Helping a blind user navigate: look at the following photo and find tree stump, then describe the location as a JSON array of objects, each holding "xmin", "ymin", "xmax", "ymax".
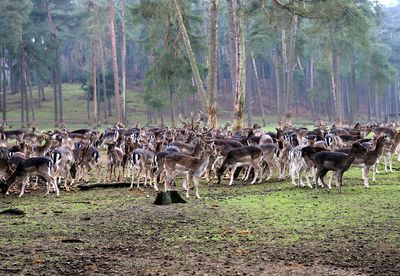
[{"xmin": 153, "ymin": 191, "xmax": 186, "ymax": 205}]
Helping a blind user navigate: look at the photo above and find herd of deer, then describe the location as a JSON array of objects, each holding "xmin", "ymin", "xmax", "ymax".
[{"xmin": 0, "ymin": 115, "xmax": 399, "ymax": 199}]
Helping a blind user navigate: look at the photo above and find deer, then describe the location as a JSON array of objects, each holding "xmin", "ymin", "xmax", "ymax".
[
  {"xmin": 73, "ymin": 141, "xmax": 101, "ymax": 183},
  {"xmin": 129, "ymin": 147, "xmax": 155, "ymax": 189},
  {"xmin": 0, "ymin": 157, "xmax": 59, "ymax": 197},
  {"xmin": 163, "ymin": 141, "xmax": 213, "ymax": 198},
  {"xmin": 31, "ymin": 134, "xmax": 52, "ymax": 157},
  {"xmin": 51, "ymin": 146, "xmax": 76, "ymax": 191},
  {"xmin": 383, "ymin": 132, "xmax": 400, "ymax": 173},
  {"xmin": 152, "ymin": 141, "xmax": 204, "ymax": 191},
  {"xmin": 216, "ymin": 146, "xmax": 263, "ymax": 186},
  {"xmin": 104, "ymin": 143, "xmax": 124, "ymax": 182},
  {"xmin": 334, "ymin": 135, "xmax": 390, "ymax": 188},
  {"xmin": 258, "ymin": 143, "xmax": 280, "ymax": 181},
  {"xmin": 313, "ymin": 142, "xmax": 367, "ymax": 192}
]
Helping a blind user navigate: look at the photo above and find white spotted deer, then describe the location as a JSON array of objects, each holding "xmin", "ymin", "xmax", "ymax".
[{"xmin": 163, "ymin": 141, "xmax": 213, "ymax": 198}]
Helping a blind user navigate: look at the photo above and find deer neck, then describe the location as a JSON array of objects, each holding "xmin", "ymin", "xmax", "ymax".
[
  {"xmin": 373, "ymin": 139, "xmax": 385, "ymax": 155},
  {"xmin": 345, "ymin": 149, "xmax": 359, "ymax": 168}
]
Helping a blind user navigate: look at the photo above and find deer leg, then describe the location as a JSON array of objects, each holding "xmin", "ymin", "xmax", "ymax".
[
  {"xmin": 19, "ymin": 177, "xmax": 29, "ymax": 197},
  {"xmin": 290, "ymin": 163, "xmax": 298, "ymax": 186},
  {"xmin": 229, "ymin": 165, "xmax": 238, "ymax": 186},
  {"xmin": 64, "ymin": 171, "xmax": 70, "ymax": 192},
  {"xmin": 328, "ymin": 172, "xmax": 333, "ymax": 190},
  {"xmin": 194, "ymin": 177, "xmax": 201, "ymax": 199},
  {"xmin": 337, "ymin": 172, "xmax": 343, "ymax": 193},
  {"xmin": 372, "ymin": 164, "xmax": 376, "ymax": 182},
  {"xmin": 251, "ymin": 165, "xmax": 259, "ymax": 184},
  {"xmin": 185, "ymin": 175, "xmax": 191, "ymax": 198},
  {"xmin": 364, "ymin": 166, "xmax": 370, "ymax": 188},
  {"xmin": 136, "ymin": 166, "xmax": 143, "ymax": 189}
]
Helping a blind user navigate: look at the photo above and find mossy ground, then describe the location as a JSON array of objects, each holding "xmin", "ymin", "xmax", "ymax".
[{"xmin": 1, "ymin": 161, "xmax": 399, "ymax": 275}]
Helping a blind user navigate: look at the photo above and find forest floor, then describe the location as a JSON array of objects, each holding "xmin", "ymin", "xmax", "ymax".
[{"xmin": 1, "ymin": 162, "xmax": 400, "ymax": 275}]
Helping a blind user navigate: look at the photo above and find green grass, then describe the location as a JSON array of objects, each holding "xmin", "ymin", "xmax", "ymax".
[
  {"xmin": 4, "ymin": 83, "xmax": 321, "ymax": 131},
  {"xmin": 1, "ymin": 164, "xmax": 400, "ymax": 274}
]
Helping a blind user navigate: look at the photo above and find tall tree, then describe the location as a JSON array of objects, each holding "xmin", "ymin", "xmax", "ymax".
[
  {"xmin": 207, "ymin": 0, "xmax": 219, "ymax": 129},
  {"xmin": 120, "ymin": 0, "xmax": 127, "ymax": 124},
  {"xmin": 173, "ymin": 0, "xmax": 209, "ymax": 111},
  {"xmin": 232, "ymin": 0, "xmax": 246, "ymax": 131},
  {"xmin": 109, "ymin": 0, "xmax": 121, "ymax": 124}
]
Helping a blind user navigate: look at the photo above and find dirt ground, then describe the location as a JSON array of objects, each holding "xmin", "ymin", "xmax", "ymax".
[{"xmin": 1, "ymin": 176, "xmax": 400, "ymax": 275}]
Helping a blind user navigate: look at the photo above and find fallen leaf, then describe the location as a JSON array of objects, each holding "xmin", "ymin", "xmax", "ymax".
[{"xmin": 237, "ymin": 230, "xmax": 252, "ymax": 235}]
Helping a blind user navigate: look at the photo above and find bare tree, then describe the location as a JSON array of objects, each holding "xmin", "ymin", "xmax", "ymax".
[
  {"xmin": 232, "ymin": 0, "xmax": 246, "ymax": 131},
  {"xmin": 109, "ymin": 0, "xmax": 121, "ymax": 124},
  {"xmin": 207, "ymin": 0, "xmax": 218, "ymax": 129}
]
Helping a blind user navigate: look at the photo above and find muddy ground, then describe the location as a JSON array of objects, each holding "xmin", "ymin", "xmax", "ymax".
[{"xmin": 1, "ymin": 170, "xmax": 400, "ymax": 275}]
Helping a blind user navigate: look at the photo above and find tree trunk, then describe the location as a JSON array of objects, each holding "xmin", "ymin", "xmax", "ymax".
[
  {"xmin": 349, "ymin": 53, "xmax": 356, "ymax": 125},
  {"xmin": 52, "ymin": 66, "xmax": 59, "ymax": 127},
  {"xmin": 233, "ymin": 0, "xmax": 246, "ymax": 131},
  {"xmin": 284, "ymin": 15, "xmax": 298, "ymax": 123},
  {"xmin": 395, "ymin": 78, "xmax": 399, "ymax": 121},
  {"xmin": 27, "ymin": 69, "xmax": 36, "ymax": 124},
  {"xmin": 19, "ymin": 55, "xmax": 25, "ymax": 128},
  {"xmin": 227, "ymin": 0, "xmax": 237, "ymax": 96},
  {"xmin": 109, "ymin": 0, "xmax": 121, "ymax": 124},
  {"xmin": 57, "ymin": 50, "xmax": 63, "ymax": 126},
  {"xmin": 207, "ymin": 0, "xmax": 218, "ymax": 129},
  {"xmin": 172, "ymin": 0, "xmax": 208, "ymax": 111},
  {"xmin": 99, "ymin": 34, "xmax": 108, "ymax": 120},
  {"xmin": 251, "ymin": 51, "xmax": 265, "ymax": 126},
  {"xmin": 281, "ymin": 27, "xmax": 287, "ymax": 118},
  {"xmin": 45, "ymin": 0, "xmax": 59, "ymax": 127},
  {"xmin": 272, "ymin": 46, "xmax": 281, "ymax": 122},
  {"xmin": 246, "ymin": 57, "xmax": 253, "ymax": 127},
  {"xmin": 92, "ymin": 40, "xmax": 98, "ymax": 127},
  {"xmin": 120, "ymin": 0, "xmax": 127, "ymax": 124},
  {"xmin": 169, "ymin": 88, "xmax": 175, "ymax": 127},
  {"xmin": 2, "ymin": 47, "xmax": 6, "ymax": 123}
]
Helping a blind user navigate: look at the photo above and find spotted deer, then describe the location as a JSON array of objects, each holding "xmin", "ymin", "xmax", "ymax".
[{"xmin": 163, "ymin": 142, "xmax": 213, "ymax": 198}]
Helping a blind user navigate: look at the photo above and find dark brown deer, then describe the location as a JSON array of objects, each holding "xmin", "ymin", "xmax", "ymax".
[
  {"xmin": 313, "ymin": 142, "xmax": 367, "ymax": 192},
  {"xmin": 216, "ymin": 146, "xmax": 263, "ymax": 186},
  {"xmin": 0, "ymin": 157, "xmax": 58, "ymax": 197}
]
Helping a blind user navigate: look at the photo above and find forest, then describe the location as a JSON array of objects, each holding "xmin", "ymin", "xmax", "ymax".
[
  {"xmin": 2, "ymin": 1, "xmax": 400, "ymax": 275},
  {"xmin": 1, "ymin": 0, "xmax": 399, "ymax": 130}
]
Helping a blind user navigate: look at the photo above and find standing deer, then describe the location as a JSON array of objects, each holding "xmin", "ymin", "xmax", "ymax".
[
  {"xmin": 216, "ymin": 146, "xmax": 263, "ymax": 186},
  {"xmin": 313, "ymin": 142, "xmax": 367, "ymax": 192},
  {"xmin": 163, "ymin": 142, "xmax": 213, "ymax": 198},
  {"xmin": 0, "ymin": 157, "xmax": 59, "ymax": 197}
]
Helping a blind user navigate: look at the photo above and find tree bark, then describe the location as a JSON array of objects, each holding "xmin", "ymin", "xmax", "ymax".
[
  {"xmin": 99, "ymin": 34, "xmax": 108, "ymax": 120},
  {"xmin": 207, "ymin": 0, "xmax": 218, "ymax": 129},
  {"xmin": 272, "ymin": 46, "xmax": 281, "ymax": 122},
  {"xmin": 56, "ymin": 50, "xmax": 63, "ymax": 126},
  {"xmin": 52, "ymin": 66, "xmax": 59, "ymax": 127},
  {"xmin": 233, "ymin": 0, "xmax": 246, "ymax": 131},
  {"xmin": 172, "ymin": 0, "xmax": 209, "ymax": 111},
  {"xmin": 92, "ymin": 40, "xmax": 98, "ymax": 127},
  {"xmin": 27, "ymin": 69, "xmax": 36, "ymax": 124},
  {"xmin": 251, "ymin": 51, "xmax": 265, "ymax": 126},
  {"xmin": 109, "ymin": 0, "xmax": 121, "ymax": 124},
  {"xmin": 120, "ymin": 0, "xmax": 127, "ymax": 124},
  {"xmin": 227, "ymin": 0, "xmax": 237, "ymax": 96},
  {"xmin": 2, "ymin": 47, "xmax": 6, "ymax": 123}
]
